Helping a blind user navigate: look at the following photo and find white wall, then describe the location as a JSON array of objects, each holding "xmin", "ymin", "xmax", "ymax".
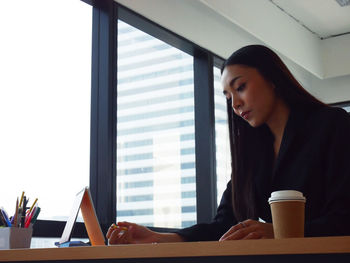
[
  {"xmin": 284, "ymin": 55, "xmax": 350, "ymax": 104},
  {"xmin": 311, "ymin": 74, "xmax": 350, "ymax": 104},
  {"xmin": 115, "ymin": 0, "xmax": 350, "ymax": 104},
  {"xmin": 322, "ymin": 34, "xmax": 350, "ymax": 79}
]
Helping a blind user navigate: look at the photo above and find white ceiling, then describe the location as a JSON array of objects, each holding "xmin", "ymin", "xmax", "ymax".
[
  {"xmin": 115, "ymin": 0, "xmax": 350, "ymax": 79},
  {"xmin": 271, "ymin": 0, "xmax": 350, "ymax": 39},
  {"xmin": 198, "ymin": 0, "xmax": 350, "ymax": 79}
]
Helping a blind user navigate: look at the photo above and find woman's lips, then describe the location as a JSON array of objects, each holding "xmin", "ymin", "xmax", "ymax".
[{"xmin": 241, "ymin": 111, "xmax": 251, "ymax": 120}]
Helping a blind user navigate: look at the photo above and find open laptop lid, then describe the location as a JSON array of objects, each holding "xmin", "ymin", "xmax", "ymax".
[{"xmin": 59, "ymin": 187, "xmax": 105, "ymax": 246}]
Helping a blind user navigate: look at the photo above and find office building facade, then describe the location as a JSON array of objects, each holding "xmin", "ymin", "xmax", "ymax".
[{"xmin": 116, "ymin": 21, "xmax": 231, "ymax": 228}]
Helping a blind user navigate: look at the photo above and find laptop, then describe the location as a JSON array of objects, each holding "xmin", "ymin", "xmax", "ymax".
[{"xmin": 57, "ymin": 187, "xmax": 105, "ymax": 247}]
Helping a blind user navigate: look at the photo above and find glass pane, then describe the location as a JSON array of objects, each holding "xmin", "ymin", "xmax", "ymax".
[
  {"xmin": 116, "ymin": 21, "xmax": 196, "ymax": 228},
  {"xmin": 214, "ymin": 67, "xmax": 231, "ymax": 204},
  {"xmin": 0, "ymin": 0, "xmax": 92, "ymax": 221}
]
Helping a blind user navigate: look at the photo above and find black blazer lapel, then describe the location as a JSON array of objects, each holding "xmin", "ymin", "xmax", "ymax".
[{"xmin": 272, "ymin": 110, "xmax": 303, "ymax": 180}]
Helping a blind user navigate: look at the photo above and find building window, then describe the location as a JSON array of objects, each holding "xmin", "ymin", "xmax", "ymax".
[
  {"xmin": 214, "ymin": 67, "xmax": 231, "ymax": 204},
  {"xmin": 116, "ymin": 21, "xmax": 196, "ymax": 228}
]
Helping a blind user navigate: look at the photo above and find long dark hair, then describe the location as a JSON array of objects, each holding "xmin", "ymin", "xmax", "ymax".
[{"xmin": 221, "ymin": 45, "xmax": 325, "ymax": 221}]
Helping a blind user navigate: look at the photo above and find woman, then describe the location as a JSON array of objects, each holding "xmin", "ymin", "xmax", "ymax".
[{"xmin": 107, "ymin": 45, "xmax": 350, "ymax": 244}]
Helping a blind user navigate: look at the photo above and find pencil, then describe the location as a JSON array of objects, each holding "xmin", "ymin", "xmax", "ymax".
[
  {"xmin": 28, "ymin": 198, "xmax": 38, "ymax": 214},
  {"xmin": 111, "ymin": 224, "xmax": 128, "ymax": 231},
  {"xmin": 19, "ymin": 191, "xmax": 25, "ymax": 207}
]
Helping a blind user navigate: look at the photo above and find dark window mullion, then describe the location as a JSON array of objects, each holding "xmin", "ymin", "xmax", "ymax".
[
  {"xmin": 194, "ymin": 51, "xmax": 217, "ymax": 224},
  {"xmin": 90, "ymin": 0, "xmax": 117, "ymax": 234}
]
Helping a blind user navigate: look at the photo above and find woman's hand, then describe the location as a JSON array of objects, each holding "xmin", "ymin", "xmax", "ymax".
[
  {"xmin": 219, "ymin": 219, "xmax": 274, "ymax": 241},
  {"xmin": 106, "ymin": 221, "xmax": 185, "ymax": 245},
  {"xmin": 106, "ymin": 222, "xmax": 159, "ymax": 245}
]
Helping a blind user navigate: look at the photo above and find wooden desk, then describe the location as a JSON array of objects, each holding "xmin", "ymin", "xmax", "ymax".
[{"xmin": 1, "ymin": 236, "xmax": 350, "ymax": 263}]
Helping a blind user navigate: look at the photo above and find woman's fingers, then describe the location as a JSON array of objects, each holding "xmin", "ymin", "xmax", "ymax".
[
  {"xmin": 108, "ymin": 228, "xmax": 127, "ymax": 244},
  {"xmin": 116, "ymin": 221, "xmax": 134, "ymax": 228},
  {"xmin": 220, "ymin": 220, "xmax": 272, "ymax": 241},
  {"xmin": 221, "ymin": 226, "xmax": 255, "ymax": 240},
  {"xmin": 106, "ymin": 224, "xmax": 116, "ymax": 239},
  {"xmin": 242, "ymin": 231, "xmax": 262, "ymax": 240},
  {"xmin": 219, "ymin": 222, "xmax": 247, "ymax": 241},
  {"xmin": 107, "ymin": 223, "xmax": 130, "ymax": 245}
]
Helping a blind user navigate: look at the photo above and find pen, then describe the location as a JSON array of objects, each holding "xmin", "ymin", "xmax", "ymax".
[
  {"xmin": 21, "ymin": 196, "xmax": 26, "ymax": 227},
  {"xmin": 25, "ymin": 207, "xmax": 33, "ymax": 225},
  {"xmin": 0, "ymin": 208, "xmax": 12, "ymax": 227},
  {"xmin": 24, "ymin": 209, "xmax": 35, "ymax": 228},
  {"xmin": 13, "ymin": 198, "xmax": 19, "ymax": 227},
  {"xmin": 17, "ymin": 208, "xmax": 21, "ymax": 227},
  {"xmin": 0, "ymin": 210, "xmax": 7, "ymax": 226},
  {"xmin": 30, "ymin": 207, "xmax": 40, "ymax": 225},
  {"xmin": 25, "ymin": 205, "xmax": 37, "ymax": 225}
]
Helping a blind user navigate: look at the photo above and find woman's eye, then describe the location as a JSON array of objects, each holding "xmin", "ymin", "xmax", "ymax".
[{"xmin": 236, "ymin": 83, "xmax": 246, "ymax": 92}]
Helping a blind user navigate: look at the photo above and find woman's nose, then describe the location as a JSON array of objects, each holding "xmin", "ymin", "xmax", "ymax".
[{"xmin": 232, "ymin": 96, "xmax": 242, "ymax": 110}]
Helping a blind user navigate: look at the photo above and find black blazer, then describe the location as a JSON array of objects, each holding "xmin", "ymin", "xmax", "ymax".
[{"xmin": 177, "ymin": 106, "xmax": 350, "ymax": 241}]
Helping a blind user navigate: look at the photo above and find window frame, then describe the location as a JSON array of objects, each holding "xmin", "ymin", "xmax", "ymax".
[{"xmin": 33, "ymin": 0, "xmax": 226, "ymax": 239}]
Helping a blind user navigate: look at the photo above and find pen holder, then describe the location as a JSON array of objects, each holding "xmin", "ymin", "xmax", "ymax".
[{"xmin": 0, "ymin": 227, "xmax": 33, "ymax": 249}]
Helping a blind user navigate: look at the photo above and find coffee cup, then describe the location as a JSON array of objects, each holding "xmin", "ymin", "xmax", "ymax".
[{"xmin": 268, "ymin": 190, "xmax": 306, "ymax": 239}]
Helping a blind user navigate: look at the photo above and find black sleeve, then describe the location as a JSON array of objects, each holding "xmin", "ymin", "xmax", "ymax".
[
  {"xmin": 175, "ymin": 181, "xmax": 237, "ymax": 241},
  {"xmin": 305, "ymin": 108, "xmax": 350, "ymax": 236}
]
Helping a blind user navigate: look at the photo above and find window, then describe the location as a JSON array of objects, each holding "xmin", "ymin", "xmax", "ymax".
[
  {"xmin": 0, "ymin": 0, "xmax": 228, "ymax": 246},
  {"xmin": 0, "ymin": 0, "xmax": 92, "ymax": 243},
  {"xmin": 214, "ymin": 67, "xmax": 231, "ymax": 204},
  {"xmin": 116, "ymin": 21, "xmax": 196, "ymax": 228}
]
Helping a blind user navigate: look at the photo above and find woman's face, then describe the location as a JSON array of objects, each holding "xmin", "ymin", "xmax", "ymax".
[{"xmin": 221, "ymin": 64, "xmax": 278, "ymax": 127}]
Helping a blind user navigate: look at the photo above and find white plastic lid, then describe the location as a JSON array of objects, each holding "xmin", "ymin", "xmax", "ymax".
[{"xmin": 268, "ymin": 190, "xmax": 306, "ymax": 203}]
